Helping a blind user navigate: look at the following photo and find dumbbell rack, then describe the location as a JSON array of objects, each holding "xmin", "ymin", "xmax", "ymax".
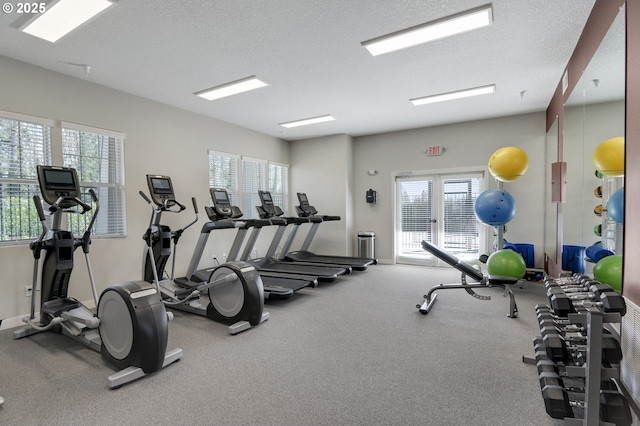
[
  {"xmin": 527, "ymin": 275, "xmax": 629, "ymax": 426},
  {"xmin": 563, "ymin": 307, "xmax": 621, "ymax": 426}
]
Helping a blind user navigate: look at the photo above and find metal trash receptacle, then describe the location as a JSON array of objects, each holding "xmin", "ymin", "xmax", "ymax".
[{"xmin": 358, "ymin": 231, "xmax": 375, "ymax": 259}]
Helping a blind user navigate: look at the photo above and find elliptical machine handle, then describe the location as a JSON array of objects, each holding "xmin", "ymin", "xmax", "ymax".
[
  {"xmin": 191, "ymin": 197, "xmax": 199, "ymax": 214},
  {"xmin": 139, "ymin": 190, "xmax": 153, "ymax": 205},
  {"xmin": 74, "ymin": 197, "xmax": 92, "ymax": 213},
  {"xmin": 172, "ymin": 199, "xmax": 187, "ymax": 212},
  {"xmin": 33, "ymin": 195, "xmax": 46, "ymax": 222},
  {"xmin": 81, "ymin": 189, "xmax": 100, "ymax": 253},
  {"xmin": 88, "ymin": 188, "xmax": 98, "ymax": 203},
  {"xmin": 30, "ymin": 195, "xmax": 48, "ymax": 260}
]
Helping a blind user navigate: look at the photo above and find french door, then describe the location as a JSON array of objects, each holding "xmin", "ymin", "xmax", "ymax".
[{"xmin": 395, "ymin": 172, "xmax": 485, "ymax": 266}]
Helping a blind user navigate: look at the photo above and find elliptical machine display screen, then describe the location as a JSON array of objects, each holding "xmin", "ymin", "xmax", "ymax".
[
  {"xmin": 37, "ymin": 165, "xmax": 80, "ymax": 206},
  {"xmin": 146, "ymin": 175, "xmax": 176, "ymax": 205}
]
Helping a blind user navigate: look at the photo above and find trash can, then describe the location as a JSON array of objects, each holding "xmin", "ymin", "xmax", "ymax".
[{"xmin": 358, "ymin": 231, "xmax": 375, "ymax": 259}]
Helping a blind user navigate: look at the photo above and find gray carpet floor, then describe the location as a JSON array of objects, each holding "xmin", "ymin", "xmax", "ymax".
[{"xmin": 0, "ymin": 264, "xmax": 565, "ymax": 426}]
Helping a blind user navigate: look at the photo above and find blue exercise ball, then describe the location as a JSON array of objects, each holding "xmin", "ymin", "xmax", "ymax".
[
  {"xmin": 474, "ymin": 189, "xmax": 516, "ymax": 226},
  {"xmin": 608, "ymin": 187, "xmax": 624, "ymax": 224}
]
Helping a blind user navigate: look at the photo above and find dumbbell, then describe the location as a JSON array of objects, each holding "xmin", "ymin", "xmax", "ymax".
[
  {"xmin": 547, "ymin": 281, "xmax": 614, "ymax": 299},
  {"xmin": 536, "ymin": 305, "xmax": 574, "ymax": 323},
  {"xmin": 548, "ymin": 289, "xmax": 626, "ymax": 317},
  {"xmin": 545, "ymin": 274, "xmax": 596, "ymax": 291},
  {"xmin": 541, "ymin": 331, "xmax": 622, "ymax": 364},
  {"xmin": 541, "ymin": 384, "xmax": 632, "ymax": 425}
]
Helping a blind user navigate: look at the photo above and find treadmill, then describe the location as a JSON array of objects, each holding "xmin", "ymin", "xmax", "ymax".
[
  {"xmin": 280, "ymin": 192, "xmax": 378, "ymax": 270},
  {"xmin": 176, "ymin": 189, "xmax": 315, "ymax": 300},
  {"xmin": 211, "ymin": 189, "xmax": 349, "ymax": 282}
]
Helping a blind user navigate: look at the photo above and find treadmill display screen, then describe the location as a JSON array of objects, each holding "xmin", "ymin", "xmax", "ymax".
[
  {"xmin": 151, "ymin": 177, "xmax": 172, "ymax": 194},
  {"xmin": 262, "ymin": 192, "xmax": 272, "ymax": 203},
  {"xmin": 298, "ymin": 193, "xmax": 308, "ymax": 205}
]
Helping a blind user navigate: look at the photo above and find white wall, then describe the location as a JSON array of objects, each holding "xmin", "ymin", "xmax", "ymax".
[
  {"xmin": 353, "ymin": 113, "xmax": 547, "ymax": 265},
  {"xmin": 0, "ymin": 55, "xmax": 289, "ymax": 322},
  {"xmin": 289, "ymin": 134, "xmax": 354, "ymax": 256}
]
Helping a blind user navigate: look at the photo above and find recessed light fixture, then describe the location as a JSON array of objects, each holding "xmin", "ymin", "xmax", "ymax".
[
  {"xmin": 195, "ymin": 76, "xmax": 268, "ymax": 101},
  {"xmin": 279, "ymin": 114, "xmax": 335, "ymax": 128},
  {"xmin": 21, "ymin": 0, "xmax": 115, "ymax": 43},
  {"xmin": 361, "ymin": 4, "xmax": 493, "ymax": 56},
  {"xmin": 411, "ymin": 84, "xmax": 496, "ymax": 106}
]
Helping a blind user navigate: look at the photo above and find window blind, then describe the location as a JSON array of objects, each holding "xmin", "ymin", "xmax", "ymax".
[
  {"xmin": 0, "ymin": 112, "xmax": 52, "ymax": 242},
  {"xmin": 241, "ymin": 157, "xmax": 266, "ymax": 219},
  {"xmin": 208, "ymin": 151, "xmax": 239, "ymax": 206},
  {"xmin": 268, "ymin": 162, "xmax": 289, "ymax": 215},
  {"xmin": 442, "ymin": 177, "xmax": 480, "ymax": 252},
  {"xmin": 399, "ymin": 179, "xmax": 433, "ymax": 253},
  {"xmin": 208, "ymin": 151, "xmax": 289, "ymax": 219}
]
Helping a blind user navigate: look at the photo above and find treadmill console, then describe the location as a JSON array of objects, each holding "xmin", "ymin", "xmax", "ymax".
[
  {"xmin": 209, "ymin": 188, "xmax": 233, "ymax": 218},
  {"xmin": 146, "ymin": 175, "xmax": 177, "ymax": 207},
  {"xmin": 296, "ymin": 192, "xmax": 318, "ymax": 217},
  {"xmin": 258, "ymin": 191, "xmax": 283, "ymax": 218},
  {"xmin": 37, "ymin": 165, "xmax": 81, "ymax": 208}
]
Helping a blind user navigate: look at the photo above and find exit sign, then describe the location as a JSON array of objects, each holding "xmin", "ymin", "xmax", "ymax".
[{"xmin": 426, "ymin": 146, "xmax": 444, "ymax": 156}]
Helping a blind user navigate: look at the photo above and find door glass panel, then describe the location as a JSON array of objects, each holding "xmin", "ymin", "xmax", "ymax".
[
  {"xmin": 442, "ymin": 177, "xmax": 481, "ymax": 263},
  {"xmin": 397, "ymin": 178, "xmax": 435, "ymax": 265}
]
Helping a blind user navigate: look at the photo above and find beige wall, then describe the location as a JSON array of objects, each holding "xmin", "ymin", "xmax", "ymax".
[
  {"xmin": 289, "ymin": 134, "xmax": 354, "ymax": 256},
  {"xmin": 0, "ymin": 55, "xmax": 290, "ymax": 321}
]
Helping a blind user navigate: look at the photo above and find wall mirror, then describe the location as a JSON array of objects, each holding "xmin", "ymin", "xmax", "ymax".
[{"xmin": 560, "ymin": 4, "xmax": 625, "ymax": 274}]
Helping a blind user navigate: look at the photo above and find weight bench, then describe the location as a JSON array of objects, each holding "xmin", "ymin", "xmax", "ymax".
[{"xmin": 416, "ymin": 240, "xmax": 519, "ymax": 318}]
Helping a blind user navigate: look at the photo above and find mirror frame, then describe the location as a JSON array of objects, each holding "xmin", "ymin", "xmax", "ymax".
[{"xmin": 625, "ymin": 1, "xmax": 640, "ymax": 305}]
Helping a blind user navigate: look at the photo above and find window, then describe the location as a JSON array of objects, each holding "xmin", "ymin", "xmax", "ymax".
[
  {"xmin": 62, "ymin": 122, "xmax": 126, "ymax": 237},
  {"xmin": 269, "ymin": 162, "xmax": 289, "ymax": 215},
  {"xmin": 0, "ymin": 111, "xmax": 52, "ymax": 243},
  {"xmin": 208, "ymin": 151, "xmax": 239, "ymax": 205},
  {"xmin": 208, "ymin": 151, "xmax": 288, "ymax": 219},
  {"xmin": 241, "ymin": 157, "xmax": 266, "ymax": 219}
]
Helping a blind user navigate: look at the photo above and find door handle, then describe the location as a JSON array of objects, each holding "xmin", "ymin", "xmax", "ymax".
[{"xmin": 430, "ymin": 219, "xmax": 437, "ymax": 223}]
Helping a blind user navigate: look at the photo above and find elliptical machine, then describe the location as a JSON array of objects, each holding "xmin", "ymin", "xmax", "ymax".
[
  {"xmin": 140, "ymin": 174, "xmax": 268, "ymax": 335},
  {"xmin": 13, "ymin": 165, "xmax": 182, "ymax": 389}
]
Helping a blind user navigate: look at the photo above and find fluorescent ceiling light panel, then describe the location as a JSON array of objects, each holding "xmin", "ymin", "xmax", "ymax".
[
  {"xmin": 279, "ymin": 115, "xmax": 335, "ymax": 128},
  {"xmin": 21, "ymin": 0, "xmax": 114, "ymax": 43},
  {"xmin": 411, "ymin": 84, "xmax": 496, "ymax": 106},
  {"xmin": 195, "ymin": 76, "xmax": 268, "ymax": 101},
  {"xmin": 362, "ymin": 4, "xmax": 493, "ymax": 56}
]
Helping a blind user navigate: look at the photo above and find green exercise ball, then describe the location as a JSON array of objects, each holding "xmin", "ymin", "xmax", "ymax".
[
  {"xmin": 593, "ymin": 254, "xmax": 623, "ymax": 293},
  {"xmin": 486, "ymin": 249, "xmax": 526, "ymax": 279}
]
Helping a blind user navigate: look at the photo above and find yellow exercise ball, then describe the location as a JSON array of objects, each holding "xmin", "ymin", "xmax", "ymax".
[
  {"xmin": 488, "ymin": 147, "xmax": 529, "ymax": 182},
  {"xmin": 592, "ymin": 137, "xmax": 625, "ymax": 177}
]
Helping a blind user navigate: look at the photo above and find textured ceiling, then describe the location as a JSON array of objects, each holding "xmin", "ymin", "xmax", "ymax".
[{"xmin": 1, "ymin": 0, "xmax": 622, "ymax": 141}]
